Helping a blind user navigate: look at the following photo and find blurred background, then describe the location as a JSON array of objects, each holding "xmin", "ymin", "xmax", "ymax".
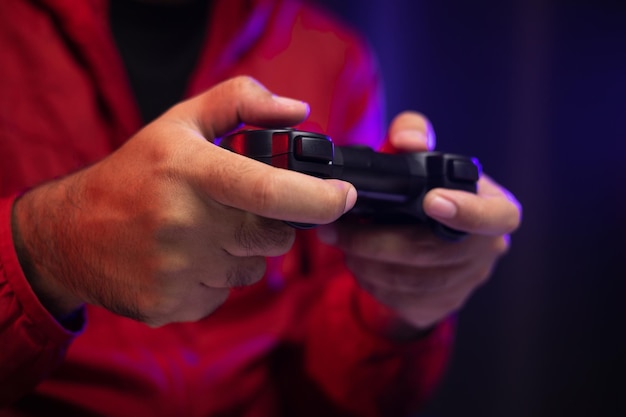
[{"xmin": 316, "ymin": 0, "xmax": 626, "ymax": 416}]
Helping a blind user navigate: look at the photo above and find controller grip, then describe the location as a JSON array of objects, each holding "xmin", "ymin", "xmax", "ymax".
[{"xmin": 219, "ymin": 128, "xmax": 480, "ymax": 241}]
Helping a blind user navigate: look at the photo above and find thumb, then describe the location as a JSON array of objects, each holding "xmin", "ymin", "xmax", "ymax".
[
  {"xmin": 166, "ymin": 75, "xmax": 310, "ymax": 140},
  {"xmin": 423, "ymin": 176, "xmax": 522, "ymax": 236},
  {"xmin": 379, "ymin": 111, "xmax": 436, "ymax": 153},
  {"xmin": 162, "ymin": 76, "xmax": 357, "ymax": 224},
  {"xmin": 195, "ymin": 149, "xmax": 358, "ymax": 224}
]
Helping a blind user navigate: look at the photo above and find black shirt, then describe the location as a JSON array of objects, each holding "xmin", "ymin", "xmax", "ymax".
[{"xmin": 109, "ymin": 0, "xmax": 211, "ymax": 123}]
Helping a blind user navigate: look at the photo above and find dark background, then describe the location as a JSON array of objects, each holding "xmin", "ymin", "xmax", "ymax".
[{"xmin": 316, "ymin": 0, "xmax": 626, "ymax": 416}]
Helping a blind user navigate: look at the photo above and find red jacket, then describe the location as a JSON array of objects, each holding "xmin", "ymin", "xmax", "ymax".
[{"xmin": 0, "ymin": 0, "xmax": 453, "ymax": 415}]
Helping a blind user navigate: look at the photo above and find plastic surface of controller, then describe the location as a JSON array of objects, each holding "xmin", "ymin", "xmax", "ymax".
[{"xmin": 219, "ymin": 128, "xmax": 481, "ymax": 240}]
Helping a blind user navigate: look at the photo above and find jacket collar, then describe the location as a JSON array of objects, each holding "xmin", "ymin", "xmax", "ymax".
[{"xmin": 31, "ymin": 0, "xmax": 282, "ymax": 144}]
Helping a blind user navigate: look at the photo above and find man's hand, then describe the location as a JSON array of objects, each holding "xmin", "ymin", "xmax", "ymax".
[
  {"xmin": 12, "ymin": 76, "xmax": 357, "ymax": 327},
  {"xmin": 318, "ymin": 111, "xmax": 522, "ymax": 335}
]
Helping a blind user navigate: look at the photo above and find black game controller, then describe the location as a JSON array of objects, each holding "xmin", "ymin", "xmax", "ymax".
[{"xmin": 219, "ymin": 128, "xmax": 481, "ymax": 241}]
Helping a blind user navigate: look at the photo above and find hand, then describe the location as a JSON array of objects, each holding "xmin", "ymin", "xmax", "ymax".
[
  {"xmin": 12, "ymin": 76, "xmax": 357, "ymax": 327},
  {"xmin": 317, "ymin": 111, "xmax": 522, "ymax": 335}
]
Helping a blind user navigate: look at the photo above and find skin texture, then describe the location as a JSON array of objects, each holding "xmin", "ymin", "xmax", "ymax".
[
  {"xmin": 318, "ymin": 111, "xmax": 522, "ymax": 334},
  {"xmin": 12, "ymin": 76, "xmax": 356, "ymax": 327},
  {"xmin": 12, "ymin": 77, "xmax": 522, "ymax": 335}
]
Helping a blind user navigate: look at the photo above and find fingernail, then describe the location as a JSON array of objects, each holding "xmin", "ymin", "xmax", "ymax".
[
  {"xmin": 393, "ymin": 130, "xmax": 429, "ymax": 150},
  {"xmin": 428, "ymin": 196, "xmax": 457, "ymax": 219},
  {"xmin": 317, "ymin": 224, "xmax": 338, "ymax": 245},
  {"xmin": 272, "ymin": 95, "xmax": 309, "ymax": 111},
  {"xmin": 344, "ymin": 186, "xmax": 357, "ymax": 214}
]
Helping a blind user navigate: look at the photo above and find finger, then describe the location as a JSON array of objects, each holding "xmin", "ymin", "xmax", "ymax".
[
  {"xmin": 170, "ymin": 248, "xmax": 267, "ymax": 290},
  {"xmin": 348, "ymin": 250, "xmax": 493, "ymax": 310},
  {"xmin": 221, "ymin": 255, "xmax": 268, "ymax": 288},
  {"xmin": 139, "ymin": 115, "xmax": 358, "ymax": 225},
  {"xmin": 423, "ymin": 174, "xmax": 522, "ymax": 236},
  {"xmin": 350, "ymin": 258, "xmax": 474, "ymax": 326},
  {"xmin": 156, "ymin": 77, "xmax": 357, "ymax": 224},
  {"xmin": 379, "ymin": 111, "xmax": 436, "ymax": 153},
  {"xmin": 167, "ymin": 76, "xmax": 310, "ymax": 140},
  {"xmin": 221, "ymin": 214, "xmax": 296, "ymax": 257},
  {"xmin": 189, "ymin": 145, "xmax": 357, "ymax": 224},
  {"xmin": 200, "ymin": 254, "xmax": 266, "ymax": 289},
  {"xmin": 346, "ymin": 255, "xmax": 468, "ymax": 295},
  {"xmin": 154, "ymin": 237, "xmax": 268, "ymax": 291},
  {"xmin": 318, "ymin": 222, "xmax": 475, "ymax": 267}
]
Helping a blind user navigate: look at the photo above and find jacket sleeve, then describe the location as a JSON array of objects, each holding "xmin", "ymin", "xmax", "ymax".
[
  {"xmin": 304, "ymin": 265, "xmax": 454, "ymax": 416},
  {"xmin": 273, "ymin": 228, "xmax": 454, "ymax": 417},
  {"xmin": 0, "ymin": 193, "xmax": 83, "ymax": 406}
]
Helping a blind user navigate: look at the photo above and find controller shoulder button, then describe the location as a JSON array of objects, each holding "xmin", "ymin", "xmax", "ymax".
[
  {"xmin": 448, "ymin": 158, "xmax": 480, "ymax": 182},
  {"xmin": 294, "ymin": 135, "xmax": 334, "ymax": 163}
]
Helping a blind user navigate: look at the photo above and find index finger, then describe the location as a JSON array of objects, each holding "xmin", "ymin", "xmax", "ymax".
[{"xmin": 191, "ymin": 144, "xmax": 357, "ymax": 224}]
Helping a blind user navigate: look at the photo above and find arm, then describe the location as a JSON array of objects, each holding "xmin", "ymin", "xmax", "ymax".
[
  {"xmin": 303, "ymin": 265, "xmax": 455, "ymax": 417},
  {"xmin": 259, "ymin": 39, "xmax": 461, "ymax": 414},
  {"xmin": 300, "ymin": 113, "xmax": 521, "ymax": 416},
  {"xmin": 273, "ymin": 28, "xmax": 521, "ymax": 411},
  {"xmin": 0, "ymin": 76, "xmax": 357, "ymax": 405},
  {"xmin": 0, "ymin": 194, "xmax": 83, "ymax": 406},
  {"xmin": 323, "ymin": 112, "xmax": 521, "ymax": 332}
]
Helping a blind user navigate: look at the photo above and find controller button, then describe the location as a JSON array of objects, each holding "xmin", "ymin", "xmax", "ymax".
[
  {"xmin": 448, "ymin": 159, "xmax": 479, "ymax": 182},
  {"xmin": 294, "ymin": 136, "xmax": 333, "ymax": 163}
]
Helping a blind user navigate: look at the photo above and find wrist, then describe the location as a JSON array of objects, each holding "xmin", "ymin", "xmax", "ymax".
[{"xmin": 11, "ymin": 187, "xmax": 84, "ymax": 320}]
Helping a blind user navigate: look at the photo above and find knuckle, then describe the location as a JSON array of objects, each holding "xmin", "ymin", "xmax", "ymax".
[
  {"xmin": 226, "ymin": 75, "xmax": 264, "ymax": 99},
  {"xmin": 249, "ymin": 174, "xmax": 278, "ymax": 214},
  {"xmin": 235, "ymin": 216, "xmax": 295, "ymax": 256},
  {"xmin": 257, "ymin": 217, "xmax": 296, "ymax": 251},
  {"xmin": 319, "ymin": 188, "xmax": 347, "ymax": 222},
  {"xmin": 226, "ymin": 257, "xmax": 267, "ymax": 287},
  {"xmin": 231, "ymin": 74, "xmax": 258, "ymax": 89}
]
